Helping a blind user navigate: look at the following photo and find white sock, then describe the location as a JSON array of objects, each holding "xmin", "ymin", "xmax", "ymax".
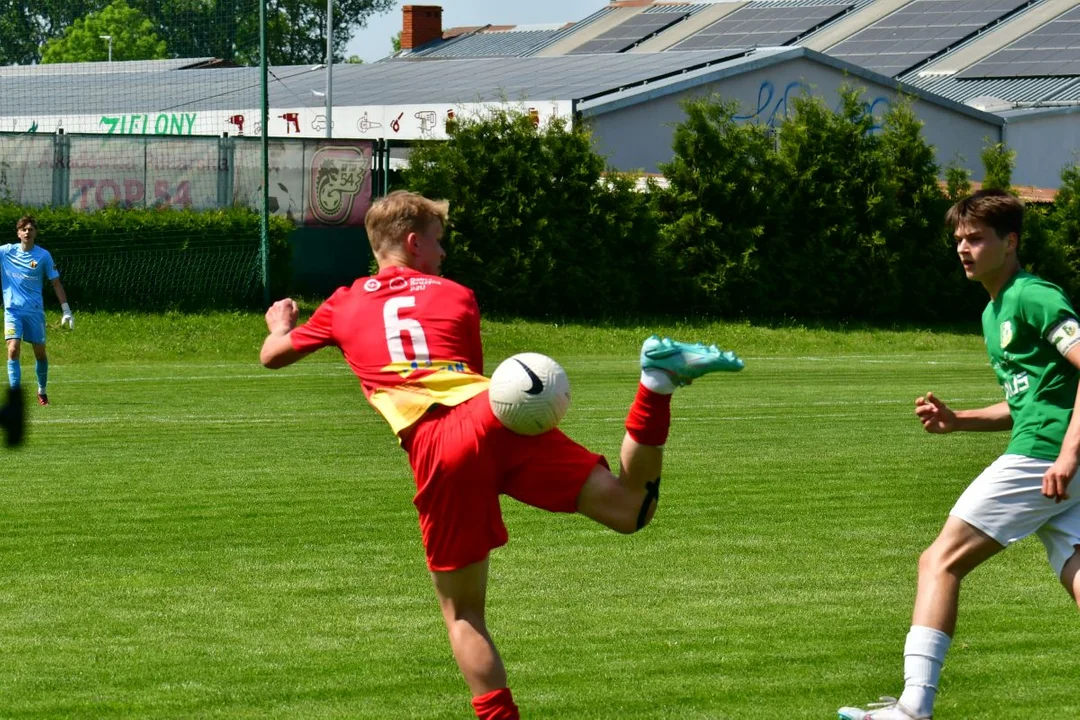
[
  {"xmin": 899, "ymin": 625, "xmax": 951, "ymax": 717},
  {"xmin": 640, "ymin": 368, "xmax": 676, "ymax": 395}
]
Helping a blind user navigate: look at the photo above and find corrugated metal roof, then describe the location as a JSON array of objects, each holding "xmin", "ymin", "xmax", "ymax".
[
  {"xmin": 401, "ymin": 6, "xmax": 616, "ymax": 59},
  {"xmin": 642, "ymin": 3, "xmax": 714, "ymax": 15},
  {"xmin": 906, "ymin": 73, "xmax": 1077, "ymax": 103},
  {"xmin": 0, "ymin": 58, "xmax": 216, "ymax": 77},
  {"xmin": 748, "ymin": 0, "xmax": 861, "ymax": 6},
  {"xmin": 412, "ymin": 29, "xmax": 564, "ymax": 58},
  {"xmin": 0, "ymin": 64, "xmax": 265, "ymax": 115},
  {"xmin": 1044, "ymin": 79, "xmax": 1080, "ymax": 100},
  {"xmin": 0, "ymin": 51, "xmax": 756, "ymax": 116}
]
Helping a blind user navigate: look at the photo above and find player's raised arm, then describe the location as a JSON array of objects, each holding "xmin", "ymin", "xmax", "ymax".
[{"xmin": 260, "ymin": 298, "xmax": 307, "ymax": 369}]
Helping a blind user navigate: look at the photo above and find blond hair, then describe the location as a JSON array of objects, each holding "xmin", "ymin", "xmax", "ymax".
[{"xmin": 365, "ymin": 191, "xmax": 449, "ymax": 258}]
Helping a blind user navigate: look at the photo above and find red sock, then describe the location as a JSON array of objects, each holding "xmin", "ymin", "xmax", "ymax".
[
  {"xmin": 472, "ymin": 687, "xmax": 519, "ymax": 720},
  {"xmin": 624, "ymin": 384, "xmax": 672, "ymax": 446}
]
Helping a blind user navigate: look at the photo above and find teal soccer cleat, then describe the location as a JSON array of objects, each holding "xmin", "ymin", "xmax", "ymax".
[{"xmin": 640, "ymin": 335, "xmax": 744, "ymax": 385}]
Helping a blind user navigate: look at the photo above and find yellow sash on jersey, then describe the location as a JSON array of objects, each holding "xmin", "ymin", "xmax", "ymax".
[{"xmin": 368, "ymin": 361, "xmax": 490, "ymax": 436}]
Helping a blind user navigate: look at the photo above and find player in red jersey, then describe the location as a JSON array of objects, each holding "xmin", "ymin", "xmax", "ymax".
[{"xmin": 260, "ymin": 190, "xmax": 744, "ymax": 719}]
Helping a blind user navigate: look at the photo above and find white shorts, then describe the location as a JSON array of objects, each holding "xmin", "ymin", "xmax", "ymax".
[{"xmin": 951, "ymin": 454, "xmax": 1080, "ymax": 576}]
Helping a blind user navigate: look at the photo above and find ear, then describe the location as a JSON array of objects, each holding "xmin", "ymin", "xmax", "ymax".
[
  {"xmin": 1006, "ymin": 232, "xmax": 1019, "ymax": 253},
  {"xmin": 403, "ymin": 231, "xmax": 421, "ymax": 256}
]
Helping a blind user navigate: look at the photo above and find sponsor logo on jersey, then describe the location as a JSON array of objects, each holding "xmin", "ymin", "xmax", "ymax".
[
  {"xmin": 409, "ymin": 277, "xmax": 442, "ymax": 292},
  {"xmin": 389, "ymin": 277, "xmax": 409, "ymax": 291},
  {"xmin": 1000, "ymin": 320, "xmax": 1013, "ymax": 348},
  {"xmin": 363, "ymin": 278, "xmax": 381, "ymax": 292}
]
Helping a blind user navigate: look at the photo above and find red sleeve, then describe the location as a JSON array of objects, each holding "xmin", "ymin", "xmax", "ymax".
[
  {"xmin": 465, "ymin": 290, "xmax": 484, "ymax": 375},
  {"xmin": 290, "ymin": 290, "xmax": 341, "ymax": 353}
]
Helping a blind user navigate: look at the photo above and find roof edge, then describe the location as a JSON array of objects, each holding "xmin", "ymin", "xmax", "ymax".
[{"xmin": 578, "ymin": 46, "xmax": 1004, "ymax": 127}]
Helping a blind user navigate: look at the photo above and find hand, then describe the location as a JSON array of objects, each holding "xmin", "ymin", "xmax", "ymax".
[
  {"xmin": 1043, "ymin": 456, "xmax": 1076, "ymax": 503},
  {"xmin": 60, "ymin": 302, "xmax": 73, "ymax": 330},
  {"xmin": 915, "ymin": 391, "xmax": 956, "ymax": 433},
  {"xmin": 265, "ymin": 298, "xmax": 298, "ymax": 334}
]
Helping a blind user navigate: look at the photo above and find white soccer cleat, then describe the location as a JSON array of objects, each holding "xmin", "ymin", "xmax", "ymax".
[{"xmin": 838, "ymin": 697, "xmax": 929, "ymax": 720}]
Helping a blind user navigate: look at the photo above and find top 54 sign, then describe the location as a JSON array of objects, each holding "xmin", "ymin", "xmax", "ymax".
[{"xmin": 0, "ymin": 101, "xmax": 573, "ymax": 140}]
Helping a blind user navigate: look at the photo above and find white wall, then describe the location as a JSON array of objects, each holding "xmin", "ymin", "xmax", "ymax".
[
  {"xmin": 1004, "ymin": 110, "xmax": 1080, "ymax": 189},
  {"xmin": 585, "ymin": 57, "xmax": 999, "ymax": 180}
]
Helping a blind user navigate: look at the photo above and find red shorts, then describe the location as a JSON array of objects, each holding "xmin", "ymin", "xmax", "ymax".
[{"xmin": 401, "ymin": 391, "xmax": 607, "ymax": 572}]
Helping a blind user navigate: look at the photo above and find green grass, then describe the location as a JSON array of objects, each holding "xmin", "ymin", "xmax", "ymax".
[{"xmin": 1, "ymin": 312, "xmax": 1077, "ymax": 718}]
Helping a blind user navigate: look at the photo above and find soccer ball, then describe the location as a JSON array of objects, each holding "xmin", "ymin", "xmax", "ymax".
[{"xmin": 489, "ymin": 352, "xmax": 571, "ymax": 435}]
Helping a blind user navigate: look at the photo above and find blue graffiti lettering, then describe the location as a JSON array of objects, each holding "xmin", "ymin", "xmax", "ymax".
[{"xmin": 735, "ymin": 80, "xmax": 893, "ymax": 133}]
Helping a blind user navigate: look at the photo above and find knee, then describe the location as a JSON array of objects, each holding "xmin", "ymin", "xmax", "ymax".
[{"xmin": 918, "ymin": 545, "xmax": 968, "ymax": 580}]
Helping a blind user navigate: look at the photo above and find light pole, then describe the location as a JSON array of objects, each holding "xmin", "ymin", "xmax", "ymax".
[
  {"xmin": 325, "ymin": 0, "xmax": 333, "ymax": 138},
  {"xmin": 99, "ymin": 35, "xmax": 113, "ymax": 62}
]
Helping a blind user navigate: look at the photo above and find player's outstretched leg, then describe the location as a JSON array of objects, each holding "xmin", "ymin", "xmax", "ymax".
[{"xmin": 578, "ymin": 336, "xmax": 743, "ymax": 533}]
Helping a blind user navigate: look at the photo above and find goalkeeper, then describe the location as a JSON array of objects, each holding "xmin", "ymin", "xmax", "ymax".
[{"xmin": 2, "ymin": 216, "xmax": 72, "ymax": 406}]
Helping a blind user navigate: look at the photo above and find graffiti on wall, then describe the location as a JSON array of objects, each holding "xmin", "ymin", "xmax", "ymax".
[{"xmin": 735, "ymin": 80, "xmax": 892, "ymax": 132}]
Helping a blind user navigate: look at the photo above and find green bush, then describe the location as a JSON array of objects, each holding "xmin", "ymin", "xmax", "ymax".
[
  {"xmin": 653, "ymin": 96, "xmax": 786, "ymax": 316},
  {"xmin": 403, "ymin": 107, "xmax": 660, "ymax": 319},
  {"xmin": 0, "ymin": 205, "xmax": 293, "ymax": 310}
]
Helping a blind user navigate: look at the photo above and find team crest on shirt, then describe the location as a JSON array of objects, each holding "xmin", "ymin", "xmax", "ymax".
[
  {"xmin": 29, "ymin": 260, "xmax": 37, "ymax": 269},
  {"xmin": 1000, "ymin": 320, "xmax": 1013, "ymax": 348}
]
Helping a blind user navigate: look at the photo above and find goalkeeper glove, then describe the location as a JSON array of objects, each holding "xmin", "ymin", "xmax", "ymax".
[{"xmin": 61, "ymin": 303, "xmax": 73, "ymax": 330}]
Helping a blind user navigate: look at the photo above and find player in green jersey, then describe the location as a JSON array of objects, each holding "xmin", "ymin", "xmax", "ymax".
[{"xmin": 840, "ymin": 189, "xmax": 1080, "ymax": 720}]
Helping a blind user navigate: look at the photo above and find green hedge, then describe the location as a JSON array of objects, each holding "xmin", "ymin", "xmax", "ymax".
[{"xmin": 0, "ymin": 205, "xmax": 293, "ymax": 310}]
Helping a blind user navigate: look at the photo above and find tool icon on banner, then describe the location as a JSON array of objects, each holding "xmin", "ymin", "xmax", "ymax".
[
  {"xmin": 390, "ymin": 112, "xmax": 404, "ymax": 133},
  {"xmin": 357, "ymin": 112, "xmax": 383, "ymax": 134},
  {"xmin": 279, "ymin": 112, "xmax": 300, "ymax": 134},
  {"xmin": 415, "ymin": 110, "xmax": 436, "ymax": 137},
  {"xmin": 227, "ymin": 114, "xmax": 246, "ymax": 135}
]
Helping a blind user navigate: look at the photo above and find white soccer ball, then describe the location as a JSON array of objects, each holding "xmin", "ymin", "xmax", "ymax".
[{"xmin": 489, "ymin": 352, "xmax": 571, "ymax": 436}]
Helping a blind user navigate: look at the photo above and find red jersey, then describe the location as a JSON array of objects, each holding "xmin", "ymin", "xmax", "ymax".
[{"xmin": 290, "ymin": 266, "xmax": 489, "ymax": 436}]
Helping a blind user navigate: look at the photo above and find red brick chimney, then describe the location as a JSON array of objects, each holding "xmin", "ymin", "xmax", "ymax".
[{"xmin": 402, "ymin": 5, "xmax": 443, "ymax": 50}]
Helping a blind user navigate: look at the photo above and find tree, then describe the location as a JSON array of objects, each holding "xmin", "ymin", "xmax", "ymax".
[
  {"xmin": 131, "ymin": 0, "xmax": 396, "ymax": 65},
  {"xmin": 652, "ymin": 95, "xmax": 787, "ymax": 315},
  {"xmin": 0, "ymin": 1, "xmax": 100, "ymax": 65},
  {"xmin": 41, "ymin": 0, "xmax": 167, "ymax": 63},
  {"xmin": 1, "ymin": 0, "xmax": 396, "ymax": 66},
  {"xmin": 346, "ymin": 54, "xmax": 363, "ymax": 63},
  {"xmin": 980, "ymin": 139, "xmax": 1016, "ymax": 192},
  {"xmin": 403, "ymin": 108, "xmax": 660, "ymax": 318},
  {"xmin": 391, "ymin": 31, "xmax": 401, "ymax": 53}
]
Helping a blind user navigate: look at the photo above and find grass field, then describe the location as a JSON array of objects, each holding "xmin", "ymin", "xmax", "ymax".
[{"xmin": 1, "ymin": 312, "xmax": 1078, "ymax": 719}]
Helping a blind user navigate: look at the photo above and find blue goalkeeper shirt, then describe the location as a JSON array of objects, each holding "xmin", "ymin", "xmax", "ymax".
[{"xmin": 0, "ymin": 244, "xmax": 60, "ymax": 311}]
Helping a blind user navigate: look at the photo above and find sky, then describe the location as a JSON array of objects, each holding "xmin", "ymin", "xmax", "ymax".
[{"xmin": 345, "ymin": 0, "xmax": 611, "ymax": 62}]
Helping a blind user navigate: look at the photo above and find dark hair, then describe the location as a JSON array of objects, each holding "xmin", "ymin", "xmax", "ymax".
[
  {"xmin": 945, "ymin": 189, "xmax": 1023, "ymax": 242},
  {"xmin": 15, "ymin": 215, "xmax": 36, "ymax": 231}
]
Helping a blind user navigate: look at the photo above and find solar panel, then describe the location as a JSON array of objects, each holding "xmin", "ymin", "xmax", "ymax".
[
  {"xmin": 569, "ymin": 11, "xmax": 689, "ymax": 54},
  {"xmin": 827, "ymin": 0, "xmax": 1031, "ymax": 77},
  {"xmin": 669, "ymin": 4, "xmax": 853, "ymax": 52},
  {"xmin": 959, "ymin": 6, "xmax": 1080, "ymax": 78}
]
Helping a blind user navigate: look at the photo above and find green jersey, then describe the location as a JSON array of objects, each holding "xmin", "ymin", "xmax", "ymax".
[{"xmin": 982, "ymin": 271, "xmax": 1080, "ymax": 460}]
